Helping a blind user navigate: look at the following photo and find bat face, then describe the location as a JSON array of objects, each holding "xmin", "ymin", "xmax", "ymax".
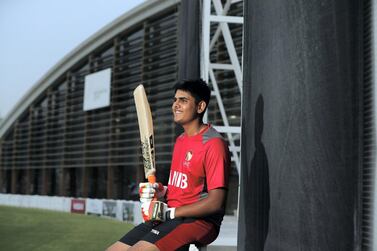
[
  {"xmin": 141, "ymin": 134, "xmax": 155, "ymax": 176},
  {"xmin": 133, "ymin": 84, "xmax": 156, "ymax": 183}
]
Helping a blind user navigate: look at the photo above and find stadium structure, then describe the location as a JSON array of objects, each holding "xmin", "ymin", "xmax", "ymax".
[{"xmin": 0, "ymin": 0, "xmax": 243, "ymax": 212}]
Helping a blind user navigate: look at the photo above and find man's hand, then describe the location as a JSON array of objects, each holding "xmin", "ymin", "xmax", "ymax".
[
  {"xmin": 139, "ymin": 182, "xmax": 167, "ymax": 203},
  {"xmin": 141, "ymin": 201, "xmax": 175, "ymax": 222},
  {"xmin": 139, "ymin": 183, "xmax": 155, "ymax": 203}
]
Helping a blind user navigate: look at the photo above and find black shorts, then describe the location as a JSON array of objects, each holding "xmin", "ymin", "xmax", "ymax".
[{"xmin": 119, "ymin": 218, "xmax": 219, "ymax": 251}]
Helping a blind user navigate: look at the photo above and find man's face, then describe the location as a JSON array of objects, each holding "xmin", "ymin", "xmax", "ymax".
[{"xmin": 172, "ymin": 90, "xmax": 199, "ymax": 125}]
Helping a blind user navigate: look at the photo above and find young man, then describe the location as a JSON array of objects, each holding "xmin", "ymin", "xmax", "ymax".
[{"xmin": 107, "ymin": 79, "xmax": 230, "ymax": 251}]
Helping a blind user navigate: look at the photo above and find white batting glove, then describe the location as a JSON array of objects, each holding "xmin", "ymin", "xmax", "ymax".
[
  {"xmin": 141, "ymin": 200, "xmax": 152, "ymax": 222},
  {"xmin": 141, "ymin": 200, "xmax": 176, "ymax": 222},
  {"xmin": 139, "ymin": 182, "xmax": 155, "ymax": 203},
  {"xmin": 139, "ymin": 182, "xmax": 167, "ymax": 203}
]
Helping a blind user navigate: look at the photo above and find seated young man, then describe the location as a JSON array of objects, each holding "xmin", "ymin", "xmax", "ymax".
[{"xmin": 107, "ymin": 79, "xmax": 230, "ymax": 251}]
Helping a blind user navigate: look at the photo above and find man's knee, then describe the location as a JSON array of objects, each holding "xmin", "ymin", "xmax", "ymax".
[
  {"xmin": 129, "ymin": 240, "xmax": 160, "ymax": 251},
  {"xmin": 106, "ymin": 241, "xmax": 131, "ymax": 251}
]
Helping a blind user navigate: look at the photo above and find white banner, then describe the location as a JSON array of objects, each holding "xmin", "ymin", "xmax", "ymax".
[
  {"xmin": 0, "ymin": 194, "xmax": 71, "ymax": 212},
  {"xmin": 83, "ymin": 68, "xmax": 111, "ymax": 111},
  {"xmin": 86, "ymin": 198, "xmax": 103, "ymax": 215},
  {"xmin": 103, "ymin": 200, "xmax": 117, "ymax": 219},
  {"xmin": 0, "ymin": 193, "xmax": 142, "ymax": 225}
]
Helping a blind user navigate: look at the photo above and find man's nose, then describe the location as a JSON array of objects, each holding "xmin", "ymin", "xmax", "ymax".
[{"xmin": 173, "ymin": 101, "xmax": 179, "ymax": 108}]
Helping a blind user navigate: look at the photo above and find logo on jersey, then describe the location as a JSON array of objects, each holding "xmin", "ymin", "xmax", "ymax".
[
  {"xmin": 168, "ymin": 171, "xmax": 188, "ymax": 189},
  {"xmin": 185, "ymin": 151, "xmax": 193, "ymax": 161},
  {"xmin": 183, "ymin": 150, "xmax": 193, "ymax": 167}
]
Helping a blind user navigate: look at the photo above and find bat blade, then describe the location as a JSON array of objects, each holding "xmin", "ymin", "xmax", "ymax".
[{"xmin": 133, "ymin": 84, "xmax": 156, "ymax": 184}]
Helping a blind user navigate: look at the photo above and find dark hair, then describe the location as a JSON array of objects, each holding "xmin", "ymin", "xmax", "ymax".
[{"xmin": 174, "ymin": 79, "xmax": 211, "ymax": 108}]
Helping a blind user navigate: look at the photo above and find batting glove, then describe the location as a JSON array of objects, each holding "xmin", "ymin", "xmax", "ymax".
[
  {"xmin": 139, "ymin": 182, "xmax": 167, "ymax": 203},
  {"xmin": 141, "ymin": 200, "xmax": 175, "ymax": 222}
]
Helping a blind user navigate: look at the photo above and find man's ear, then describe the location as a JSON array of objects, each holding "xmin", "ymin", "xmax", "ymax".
[{"xmin": 197, "ymin": 101, "xmax": 207, "ymax": 114}]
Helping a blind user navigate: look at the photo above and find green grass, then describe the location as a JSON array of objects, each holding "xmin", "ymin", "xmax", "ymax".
[{"xmin": 0, "ymin": 205, "xmax": 134, "ymax": 251}]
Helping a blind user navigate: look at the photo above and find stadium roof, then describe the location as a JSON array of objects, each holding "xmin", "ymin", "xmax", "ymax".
[{"xmin": 0, "ymin": 0, "xmax": 179, "ymax": 138}]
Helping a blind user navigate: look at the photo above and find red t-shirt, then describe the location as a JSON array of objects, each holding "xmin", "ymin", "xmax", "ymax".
[{"xmin": 166, "ymin": 125, "xmax": 230, "ymax": 217}]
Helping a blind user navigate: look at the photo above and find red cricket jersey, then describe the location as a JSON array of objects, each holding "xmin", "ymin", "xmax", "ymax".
[{"xmin": 166, "ymin": 125, "xmax": 230, "ymax": 217}]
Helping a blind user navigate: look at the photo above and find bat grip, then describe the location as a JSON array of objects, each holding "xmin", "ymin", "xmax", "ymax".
[{"xmin": 147, "ymin": 175, "xmax": 156, "ymax": 184}]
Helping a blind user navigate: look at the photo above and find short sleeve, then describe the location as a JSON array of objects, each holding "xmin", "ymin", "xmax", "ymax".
[{"xmin": 204, "ymin": 138, "xmax": 230, "ymax": 191}]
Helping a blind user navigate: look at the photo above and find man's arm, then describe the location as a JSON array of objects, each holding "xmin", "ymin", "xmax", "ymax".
[{"xmin": 174, "ymin": 188, "xmax": 227, "ymax": 218}]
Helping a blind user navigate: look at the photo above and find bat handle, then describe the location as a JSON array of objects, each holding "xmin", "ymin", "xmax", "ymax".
[
  {"xmin": 147, "ymin": 175, "xmax": 156, "ymax": 184},
  {"xmin": 147, "ymin": 175, "xmax": 157, "ymax": 201}
]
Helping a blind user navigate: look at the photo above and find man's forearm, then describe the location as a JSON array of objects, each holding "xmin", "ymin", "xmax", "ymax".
[{"xmin": 174, "ymin": 188, "xmax": 227, "ymax": 218}]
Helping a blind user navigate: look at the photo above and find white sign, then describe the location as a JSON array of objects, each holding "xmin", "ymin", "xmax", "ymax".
[
  {"xmin": 83, "ymin": 68, "xmax": 111, "ymax": 111},
  {"xmin": 86, "ymin": 198, "xmax": 103, "ymax": 215}
]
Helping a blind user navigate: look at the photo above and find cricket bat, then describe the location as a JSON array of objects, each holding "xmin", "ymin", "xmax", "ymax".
[{"xmin": 133, "ymin": 84, "xmax": 156, "ymax": 184}]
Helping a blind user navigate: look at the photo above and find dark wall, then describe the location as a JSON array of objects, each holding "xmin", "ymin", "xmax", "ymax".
[
  {"xmin": 238, "ymin": 0, "xmax": 363, "ymax": 250},
  {"xmin": 177, "ymin": 0, "xmax": 200, "ymax": 81},
  {"xmin": 175, "ymin": 0, "xmax": 201, "ymax": 137}
]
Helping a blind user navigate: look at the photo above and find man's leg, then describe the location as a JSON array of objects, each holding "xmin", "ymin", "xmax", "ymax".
[
  {"xmin": 144, "ymin": 218, "xmax": 218, "ymax": 251},
  {"xmin": 106, "ymin": 240, "xmax": 160, "ymax": 251},
  {"xmin": 128, "ymin": 240, "xmax": 160, "ymax": 251},
  {"xmin": 106, "ymin": 222, "xmax": 155, "ymax": 251},
  {"xmin": 106, "ymin": 241, "xmax": 131, "ymax": 251},
  {"xmin": 107, "ymin": 218, "xmax": 217, "ymax": 251}
]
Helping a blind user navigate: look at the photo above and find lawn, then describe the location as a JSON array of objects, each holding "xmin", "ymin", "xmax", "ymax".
[{"xmin": 0, "ymin": 205, "xmax": 134, "ymax": 251}]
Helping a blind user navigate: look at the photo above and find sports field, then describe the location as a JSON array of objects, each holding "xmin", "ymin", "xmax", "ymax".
[{"xmin": 0, "ymin": 205, "xmax": 133, "ymax": 251}]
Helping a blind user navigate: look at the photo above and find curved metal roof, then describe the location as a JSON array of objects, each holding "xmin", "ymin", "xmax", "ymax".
[{"xmin": 0, "ymin": 0, "xmax": 179, "ymax": 138}]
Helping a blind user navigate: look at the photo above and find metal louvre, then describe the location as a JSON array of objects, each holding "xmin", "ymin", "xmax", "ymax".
[
  {"xmin": 0, "ymin": 5, "xmax": 179, "ymax": 199},
  {"xmin": 362, "ymin": 0, "xmax": 374, "ymax": 249}
]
